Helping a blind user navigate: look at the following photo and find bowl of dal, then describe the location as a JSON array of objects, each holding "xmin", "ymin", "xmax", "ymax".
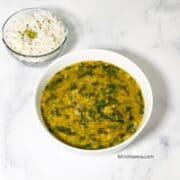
[{"xmin": 34, "ymin": 49, "xmax": 153, "ymax": 154}]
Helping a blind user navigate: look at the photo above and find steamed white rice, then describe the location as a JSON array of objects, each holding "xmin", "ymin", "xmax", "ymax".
[{"xmin": 4, "ymin": 11, "xmax": 66, "ymax": 56}]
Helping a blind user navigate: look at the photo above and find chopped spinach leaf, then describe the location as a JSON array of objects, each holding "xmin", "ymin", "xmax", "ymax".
[
  {"xmin": 55, "ymin": 126, "xmax": 76, "ymax": 135},
  {"xmin": 102, "ymin": 64, "xmax": 119, "ymax": 76},
  {"xmin": 69, "ymin": 82, "xmax": 77, "ymax": 90}
]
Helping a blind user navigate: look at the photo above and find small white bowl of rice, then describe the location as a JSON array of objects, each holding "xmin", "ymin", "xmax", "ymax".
[{"xmin": 2, "ymin": 8, "xmax": 68, "ymax": 64}]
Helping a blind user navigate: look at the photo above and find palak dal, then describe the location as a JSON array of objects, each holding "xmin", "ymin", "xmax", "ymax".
[{"xmin": 41, "ymin": 61, "xmax": 144, "ymax": 149}]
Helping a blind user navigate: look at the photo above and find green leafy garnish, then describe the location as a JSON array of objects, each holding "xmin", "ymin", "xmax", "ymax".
[
  {"xmin": 54, "ymin": 126, "xmax": 76, "ymax": 135},
  {"xmin": 23, "ymin": 25, "xmax": 37, "ymax": 39}
]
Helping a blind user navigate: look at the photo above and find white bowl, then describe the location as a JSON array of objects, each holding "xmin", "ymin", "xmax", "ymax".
[{"xmin": 34, "ymin": 49, "xmax": 153, "ymax": 154}]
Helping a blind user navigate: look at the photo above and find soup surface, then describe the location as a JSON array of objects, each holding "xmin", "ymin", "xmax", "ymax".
[{"xmin": 41, "ymin": 61, "xmax": 144, "ymax": 149}]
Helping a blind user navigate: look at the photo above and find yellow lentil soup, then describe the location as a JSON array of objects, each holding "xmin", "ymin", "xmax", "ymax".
[{"xmin": 41, "ymin": 61, "xmax": 144, "ymax": 150}]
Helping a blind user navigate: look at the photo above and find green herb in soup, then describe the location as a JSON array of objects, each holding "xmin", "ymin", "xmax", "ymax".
[{"xmin": 41, "ymin": 61, "xmax": 144, "ymax": 150}]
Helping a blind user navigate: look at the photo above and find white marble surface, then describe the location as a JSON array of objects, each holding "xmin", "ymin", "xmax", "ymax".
[{"xmin": 1, "ymin": 0, "xmax": 180, "ymax": 179}]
